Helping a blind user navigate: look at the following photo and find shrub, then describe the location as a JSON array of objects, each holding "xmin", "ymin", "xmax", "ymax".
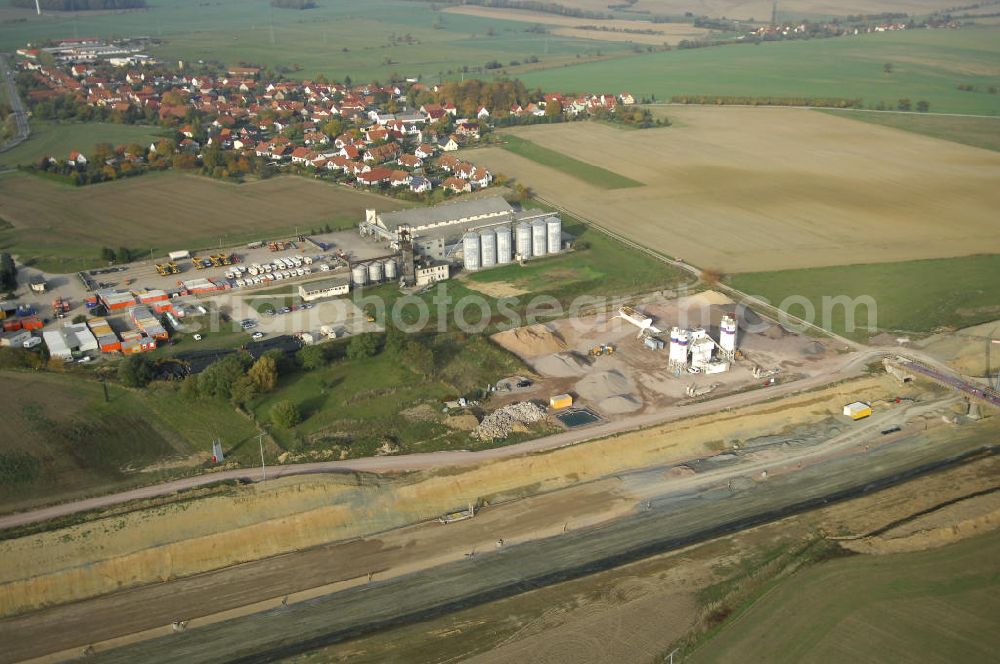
[{"xmin": 270, "ymin": 400, "xmax": 301, "ymax": 428}]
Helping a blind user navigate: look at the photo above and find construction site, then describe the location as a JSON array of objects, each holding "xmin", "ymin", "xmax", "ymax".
[{"xmin": 491, "ymin": 290, "xmax": 843, "ymax": 421}]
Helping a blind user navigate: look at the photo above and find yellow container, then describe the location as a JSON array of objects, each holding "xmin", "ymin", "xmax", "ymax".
[{"xmin": 549, "ymin": 394, "xmax": 573, "ymax": 410}]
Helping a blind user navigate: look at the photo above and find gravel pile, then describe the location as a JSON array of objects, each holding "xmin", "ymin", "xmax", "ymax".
[{"xmin": 474, "ymin": 401, "xmax": 548, "ymax": 441}]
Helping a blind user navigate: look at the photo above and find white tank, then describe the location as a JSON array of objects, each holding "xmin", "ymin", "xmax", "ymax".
[
  {"xmin": 531, "ymin": 220, "xmax": 547, "ymax": 257},
  {"xmin": 384, "ymin": 257, "xmax": 397, "ymax": 280},
  {"xmin": 463, "ymin": 231, "xmax": 481, "ymax": 271},
  {"xmin": 720, "ymin": 314, "xmax": 737, "ymax": 354},
  {"xmin": 516, "ymin": 221, "xmax": 532, "ymax": 259},
  {"xmin": 668, "ymin": 327, "xmax": 689, "ymax": 365},
  {"xmin": 368, "ymin": 261, "xmax": 383, "ymax": 283},
  {"xmin": 546, "ymin": 216, "xmax": 562, "ymax": 255},
  {"xmin": 352, "ymin": 264, "xmax": 368, "ymax": 286},
  {"xmin": 496, "ymin": 226, "xmax": 513, "ymax": 264},
  {"xmin": 480, "ymin": 229, "xmax": 497, "ymax": 268}
]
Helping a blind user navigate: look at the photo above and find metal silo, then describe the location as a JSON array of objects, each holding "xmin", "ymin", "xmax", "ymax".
[
  {"xmin": 531, "ymin": 219, "xmax": 547, "ymax": 258},
  {"xmin": 546, "ymin": 216, "xmax": 562, "ymax": 255},
  {"xmin": 495, "ymin": 226, "xmax": 513, "ymax": 265},
  {"xmin": 463, "ymin": 231, "xmax": 481, "ymax": 271},
  {"xmin": 516, "ymin": 221, "xmax": 532, "ymax": 260},
  {"xmin": 351, "ymin": 264, "xmax": 368, "ymax": 286},
  {"xmin": 368, "ymin": 261, "xmax": 383, "ymax": 283},
  {"xmin": 383, "ymin": 257, "xmax": 397, "ymax": 280},
  {"xmin": 480, "ymin": 229, "xmax": 497, "ymax": 269}
]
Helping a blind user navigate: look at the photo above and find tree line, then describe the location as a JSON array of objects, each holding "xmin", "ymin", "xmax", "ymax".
[{"xmin": 670, "ymin": 95, "xmax": 864, "ymax": 109}]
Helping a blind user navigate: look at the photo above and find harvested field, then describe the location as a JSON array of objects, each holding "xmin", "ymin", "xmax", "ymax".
[
  {"xmin": 0, "ymin": 172, "xmax": 409, "ymax": 271},
  {"xmin": 691, "ymin": 528, "xmax": 1000, "ymax": 663},
  {"xmin": 441, "ymin": 5, "xmax": 709, "ymax": 45},
  {"xmin": 473, "ymin": 107, "xmax": 1000, "ymax": 272},
  {"xmin": 618, "ymin": 0, "xmax": 971, "ymax": 20}
]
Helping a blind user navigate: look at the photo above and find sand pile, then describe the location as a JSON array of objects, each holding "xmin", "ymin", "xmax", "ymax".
[
  {"xmin": 493, "ymin": 324, "xmax": 567, "ymax": 358},
  {"xmin": 474, "ymin": 402, "xmax": 548, "ymax": 441},
  {"xmin": 598, "ymin": 395, "xmax": 643, "ymax": 414},
  {"xmin": 535, "ymin": 352, "xmax": 590, "ymax": 377},
  {"xmin": 802, "ymin": 341, "xmax": 826, "ymax": 356},
  {"xmin": 575, "ymin": 370, "xmax": 635, "ymax": 401}
]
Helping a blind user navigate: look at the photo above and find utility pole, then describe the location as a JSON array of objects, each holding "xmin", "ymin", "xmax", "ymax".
[
  {"xmin": 258, "ymin": 433, "xmax": 266, "ymax": 482},
  {"xmin": 34, "ymin": 0, "xmax": 41, "ymax": 16}
]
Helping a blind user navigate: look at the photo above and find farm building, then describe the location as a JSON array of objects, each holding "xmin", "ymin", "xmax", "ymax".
[{"xmin": 299, "ymin": 278, "xmax": 350, "ymax": 302}]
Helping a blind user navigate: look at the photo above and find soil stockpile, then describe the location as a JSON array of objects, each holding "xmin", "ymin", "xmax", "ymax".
[
  {"xmin": 535, "ymin": 352, "xmax": 590, "ymax": 377},
  {"xmin": 492, "ymin": 324, "xmax": 567, "ymax": 358}
]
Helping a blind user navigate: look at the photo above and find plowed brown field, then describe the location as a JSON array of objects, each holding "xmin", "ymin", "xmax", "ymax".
[{"xmin": 472, "ymin": 107, "xmax": 1000, "ymax": 272}]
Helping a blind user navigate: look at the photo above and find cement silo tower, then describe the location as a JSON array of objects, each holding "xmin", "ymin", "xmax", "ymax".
[
  {"xmin": 496, "ymin": 226, "xmax": 513, "ymax": 264},
  {"xmin": 480, "ymin": 229, "xmax": 497, "ymax": 268},
  {"xmin": 719, "ymin": 314, "xmax": 737, "ymax": 357},
  {"xmin": 546, "ymin": 216, "xmax": 562, "ymax": 254},
  {"xmin": 463, "ymin": 231, "xmax": 481, "ymax": 271},
  {"xmin": 531, "ymin": 219, "xmax": 547, "ymax": 257},
  {"xmin": 516, "ymin": 221, "xmax": 532, "ymax": 260}
]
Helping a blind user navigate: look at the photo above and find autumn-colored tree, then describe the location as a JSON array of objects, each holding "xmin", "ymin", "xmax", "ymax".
[
  {"xmin": 544, "ymin": 99, "xmax": 562, "ymax": 117},
  {"xmin": 248, "ymin": 355, "xmax": 278, "ymax": 392}
]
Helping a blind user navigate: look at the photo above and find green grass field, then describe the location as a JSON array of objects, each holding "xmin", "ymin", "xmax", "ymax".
[
  {"xmin": 250, "ymin": 333, "xmax": 529, "ymax": 455},
  {"xmin": 819, "ymin": 109, "xmax": 1000, "ymax": 152},
  {"xmin": 0, "ymin": 0, "xmax": 627, "ymax": 84},
  {"xmin": 0, "ymin": 368, "xmax": 260, "ymax": 514},
  {"xmin": 499, "ymin": 135, "xmax": 643, "ymax": 189},
  {"xmin": 691, "ymin": 529, "xmax": 1000, "ymax": 663},
  {"xmin": 520, "ymin": 27, "xmax": 1000, "ymax": 116},
  {"xmin": 728, "ymin": 254, "xmax": 1000, "ymax": 339},
  {"xmin": 466, "ymin": 205, "xmax": 689, "ymax": 302},
  {"xmin": 0, "ymin": 120, "xmax": 167, "ymax": 170}
]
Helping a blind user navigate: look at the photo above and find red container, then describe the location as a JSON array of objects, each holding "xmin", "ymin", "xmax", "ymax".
[{"xmin": 2, "ymin": 319, "xmax": 22, "ymax": 332}]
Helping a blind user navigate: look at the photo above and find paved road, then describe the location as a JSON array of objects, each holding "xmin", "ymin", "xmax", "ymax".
[{"xmin": 0, "ymin": 54, "xmax": 29, "ymax": 153}]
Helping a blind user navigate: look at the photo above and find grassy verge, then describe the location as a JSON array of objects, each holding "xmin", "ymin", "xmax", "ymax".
[
  {"xmin": 0, "ymin": 120, "xmax": 167, "ymax": 170},
  {"xmin": 500, "ymin": 135, "xmax": 643, "ymax": 190},
  {"xmin": 0, "ymin": 368, "xmax": 259, "ymax": 514},
  {"xmin": 688, "ymin": 529, "xmax": 1000, "ymax": 663},
  {"xmin": 819, "ymin": 110, "xmax": 1000, "ymax": 153},
  {"xmin": 727, "ymin": 254, "xmax": 1000, "ymax": 340},
  {"xmin": 250, "ymin": 332, "xmax": 535, "ymax": 456}
]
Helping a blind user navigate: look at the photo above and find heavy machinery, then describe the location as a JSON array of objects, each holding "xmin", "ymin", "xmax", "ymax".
[
  {"xmin": 589, "ymin": 343, "xmax": 616, "ymax": 357},
  {"xmin": 363, "ymin": 305, "xmax": 376, "ymax": 323},
  {"xmin": 51, "ymin": 297, "xmax": 71, "ymax": 318}
]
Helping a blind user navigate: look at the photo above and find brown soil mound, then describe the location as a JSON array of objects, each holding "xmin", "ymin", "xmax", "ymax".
[{"xmin": 493, "ymin": 324, "xmax": 567, "ymax": 358}]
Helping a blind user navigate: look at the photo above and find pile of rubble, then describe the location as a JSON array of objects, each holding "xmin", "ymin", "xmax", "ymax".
[{"xmin": 474, "ymin": 401, "xmax": 548, "ymax": 441}]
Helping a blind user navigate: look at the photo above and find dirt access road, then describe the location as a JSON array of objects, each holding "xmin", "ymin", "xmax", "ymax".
[
  {"xmin": 79, "ymin": 407, "xmax": 996, "ymax": 664},
  {"xmin": 0, "ymin": 346, "xmax": 901, "ymax": 532},
  {"xmin": 1, "ymin": 391, "xmax": 971, "ymax": 663}
]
